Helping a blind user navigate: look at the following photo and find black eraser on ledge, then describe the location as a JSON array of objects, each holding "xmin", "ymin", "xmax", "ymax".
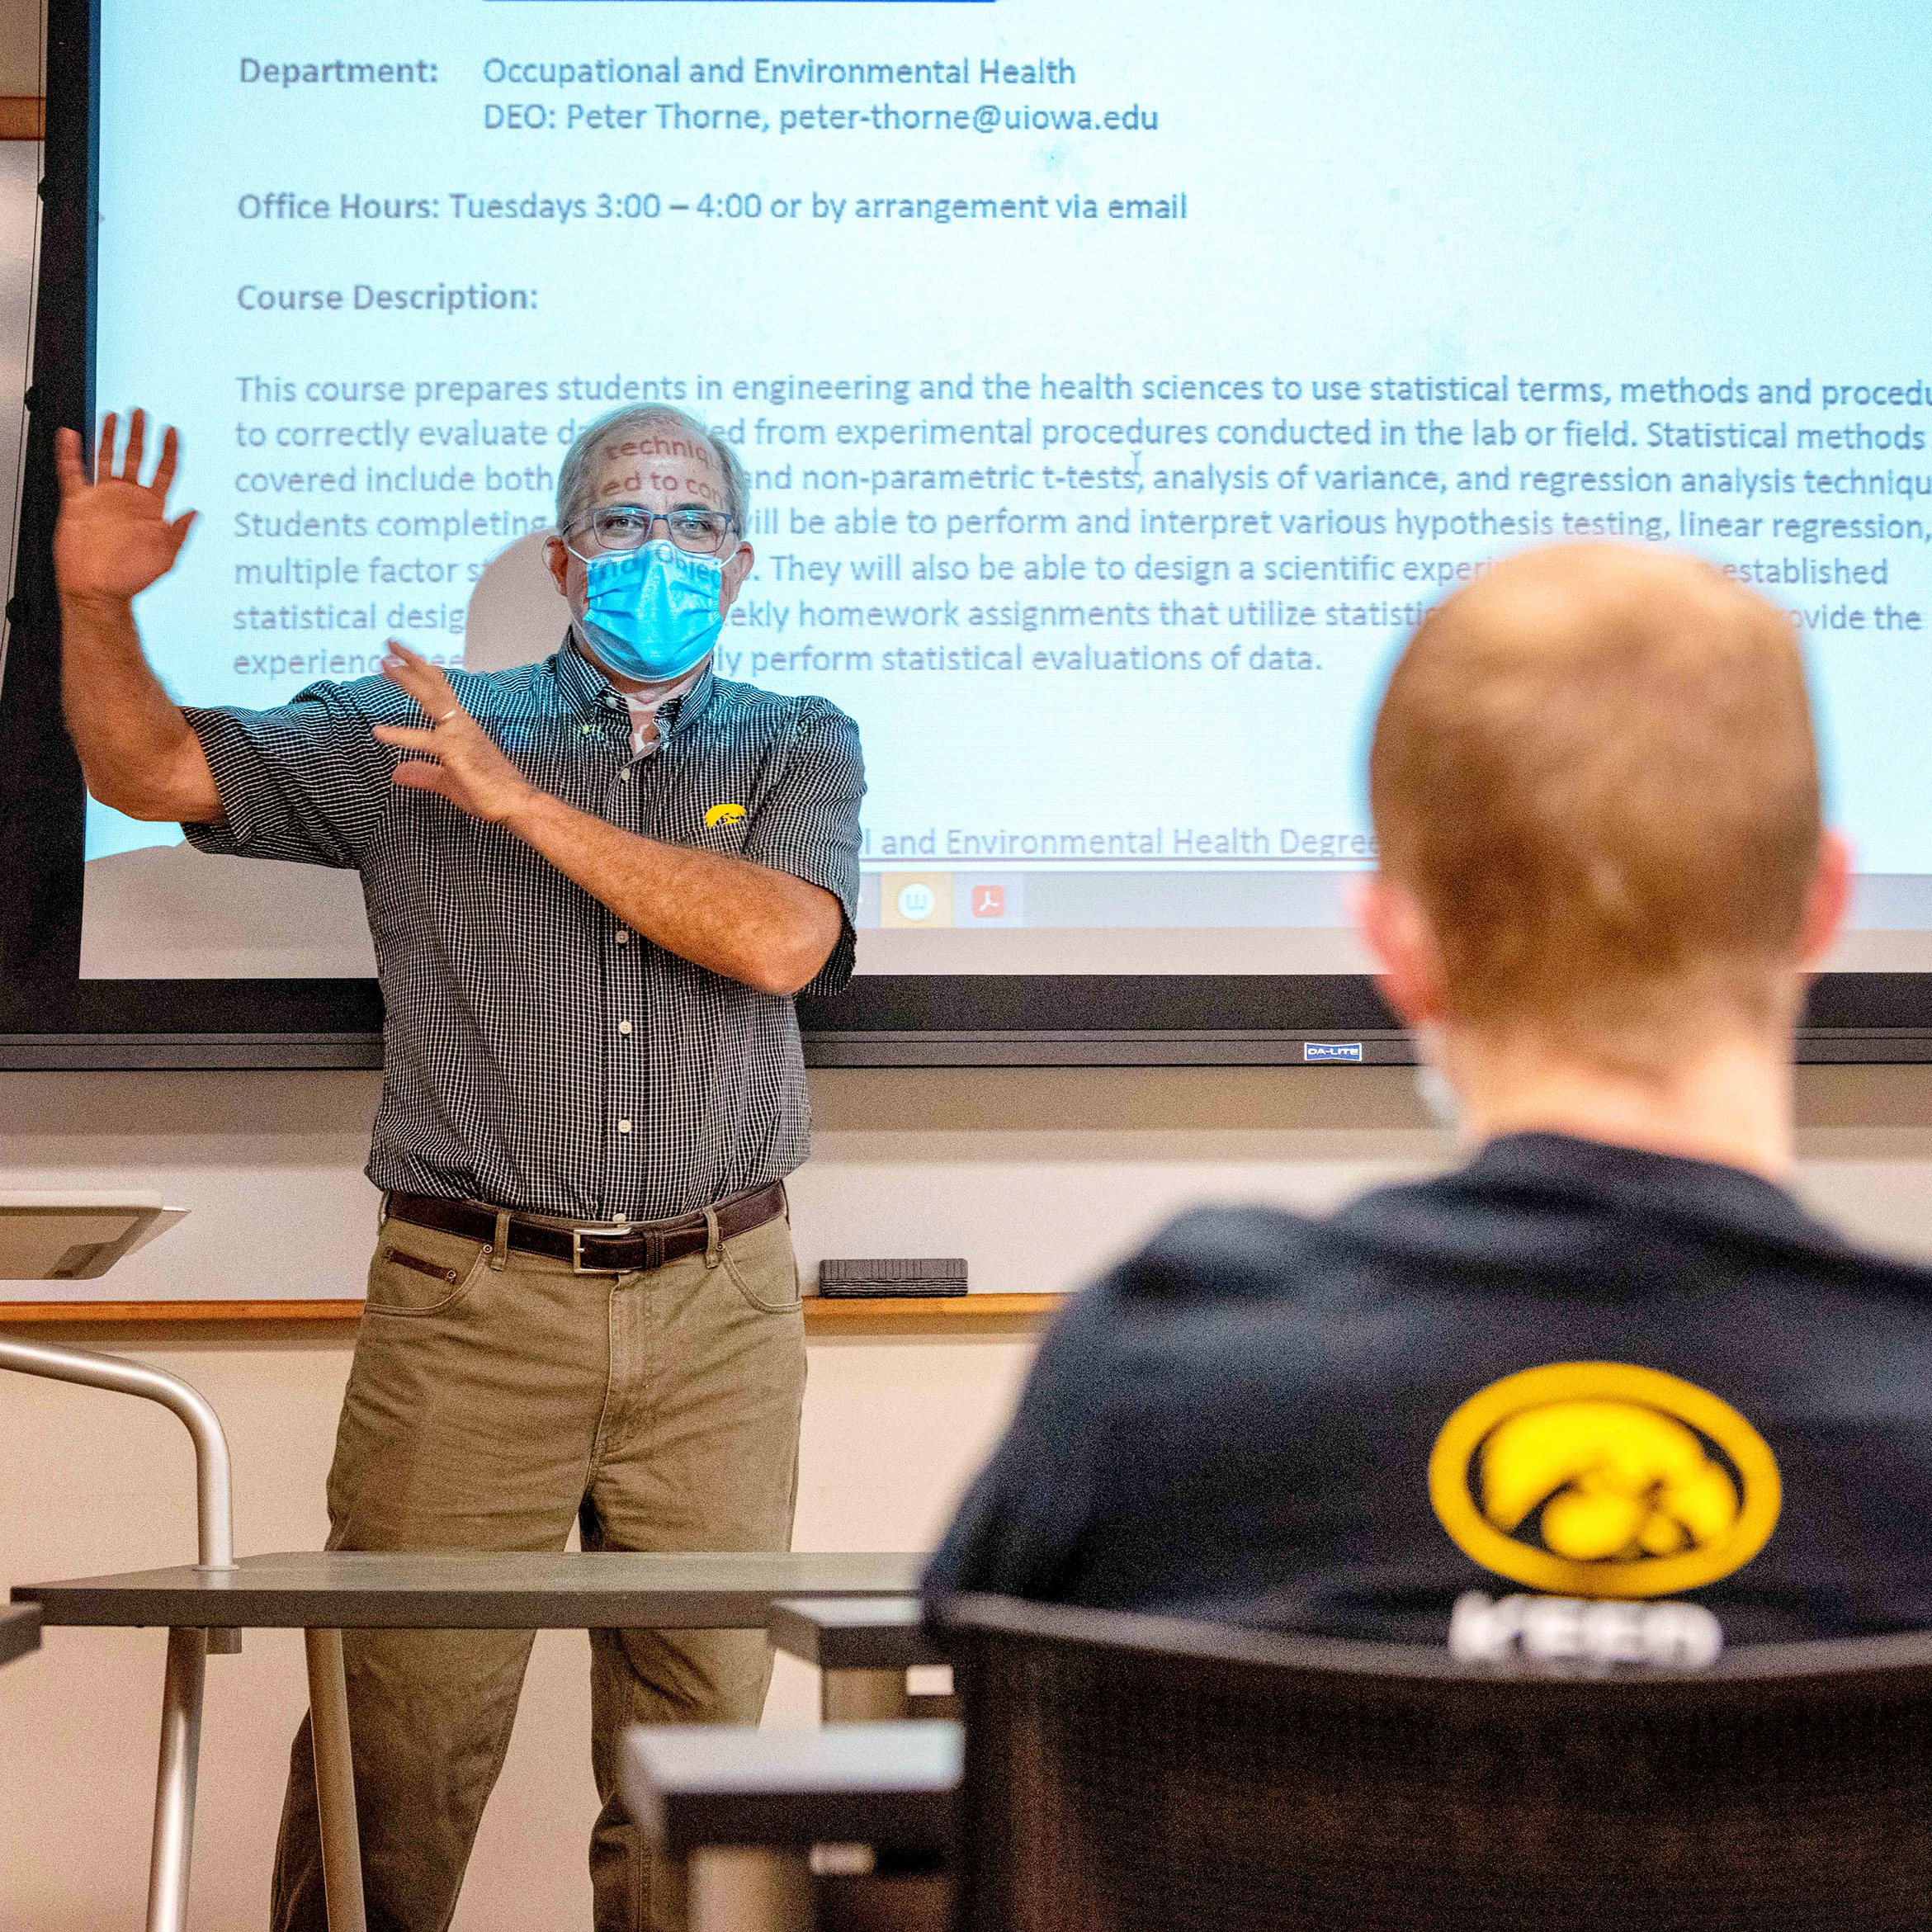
[{"xmin": 817, "ymin": 1257, "xmax": 969, "ymax": 1298}]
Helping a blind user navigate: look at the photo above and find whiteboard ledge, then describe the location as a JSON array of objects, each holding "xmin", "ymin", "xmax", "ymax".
[{"xmin": 0, "ymin": 1294, "xmax": 1061, "ymax": 1327}]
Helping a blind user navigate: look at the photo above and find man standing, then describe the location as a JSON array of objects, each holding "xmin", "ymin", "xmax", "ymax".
[{"xmin": 54, "ymin": 404, "xmax": 864, "ymax": 1930}]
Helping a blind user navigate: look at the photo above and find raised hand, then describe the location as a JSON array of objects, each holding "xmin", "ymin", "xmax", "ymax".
[
  {"xmin": 372, "ymin": 641, "xmax": 539, "ymax": 825},
  {"xmin": 54, "ymin": 410, "xmax": 198, "ymax": 602}
]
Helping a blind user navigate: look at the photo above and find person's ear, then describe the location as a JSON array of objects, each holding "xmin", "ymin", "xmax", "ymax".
[
  {"xmin": 1796, "ymin": 828, "xmax": 1854, "ymax": 971},
  {"xmin": 720, "ymin": 540, "xmax": 754, "ymax": 616},
  {"xmin": 543, "ymin": 533, "xmax": 574, "ymax": 602},
  {"xmin": 1350, "ymin": 873, "xmax": 1450, "ymax": 1028}
]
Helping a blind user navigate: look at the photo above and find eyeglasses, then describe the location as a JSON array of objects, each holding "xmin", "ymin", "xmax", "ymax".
[{"xmin": 566, "ymin": 505, "xmax": 736, "ymax": 558}]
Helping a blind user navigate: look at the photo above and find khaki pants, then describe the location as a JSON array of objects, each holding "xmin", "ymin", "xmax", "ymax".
[{"xmin": 269, "ymin": 1202, "xmax": 808, "ymax": 1932}]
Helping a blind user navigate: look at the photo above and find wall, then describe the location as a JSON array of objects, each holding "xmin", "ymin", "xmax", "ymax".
[{"xmin": 7, "ymin": 1060, "xmax": 1932, "ymax": 1927}]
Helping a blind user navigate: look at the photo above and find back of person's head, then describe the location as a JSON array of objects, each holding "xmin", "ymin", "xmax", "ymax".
[{"xmin": 1368, "ymin": 543, "xmax": 1821, "ymax": 1068}]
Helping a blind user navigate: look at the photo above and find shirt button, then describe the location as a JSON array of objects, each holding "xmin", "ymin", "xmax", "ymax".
[
  {"xmin": 619, "ymin": 1020, "xmax": 633, "ymax": 1036},
  {"xmin": 616, "ymin": 929, "xmax": 631, "ymax": 945},
  {"xmin": 579, "ymin": 723, "xmax": 593, "ymax": 735},
  {"xmin": 618, "ymin": 1119, "xmax": 632, "ymax": 1134}
]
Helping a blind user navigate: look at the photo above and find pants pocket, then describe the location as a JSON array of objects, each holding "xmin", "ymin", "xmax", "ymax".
[
  {"xmin": 366, "ymin": 1220, "xmax": 489, "ymax": 1316},
  {"xmin": 720, "ymin": 1215, "xmax": 802, "ymax": 1314}
]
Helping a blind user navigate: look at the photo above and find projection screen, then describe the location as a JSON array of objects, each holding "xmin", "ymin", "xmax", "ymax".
[{"xmin": 3, "ymin": 0, "xmax": 1931, "ymax": 1062}]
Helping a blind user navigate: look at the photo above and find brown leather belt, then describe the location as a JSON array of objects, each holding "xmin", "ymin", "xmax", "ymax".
[{"xmin": 383, "ymin": 1182, "xmax": 786, "ymax": 1275}]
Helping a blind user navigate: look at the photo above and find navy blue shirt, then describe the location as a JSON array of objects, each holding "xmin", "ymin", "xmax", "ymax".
[
  {"xmin": 926, "ymin": 1134, "xmax": 1932, "ymax": 1644},
  {"xmin": 184, "ymin": 642, "xmax": 864, "ymax": 1220}
]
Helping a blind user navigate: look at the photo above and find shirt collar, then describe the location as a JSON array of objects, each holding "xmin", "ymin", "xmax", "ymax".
[
  {"xmin": 1462, "ymin": 1131, "xmax": 1837, "ymax": 1249},
  {"xmin": 554, "ymin": 635, "xmax": 611, "ymax": 716},
  {"xmin": 665, "ymin": 659, "xmax": 717, "ymax": 735},
  {"xmin": 553, "ymin": 635, "xmax": 718, "ymax": 737}
]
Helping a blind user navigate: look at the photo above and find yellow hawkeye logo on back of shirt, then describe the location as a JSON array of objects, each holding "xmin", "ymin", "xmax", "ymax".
[
  {"xmin": 705, "ymin": 803, "xmax": 747, "ymax": 828},
  {"xmin": 1429, "ymin": 1363, "xmax": 1780, "ymax": 1598}
]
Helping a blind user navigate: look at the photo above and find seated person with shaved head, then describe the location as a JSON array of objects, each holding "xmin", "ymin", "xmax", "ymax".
[{"xmin": 928, "ymin": 542, "xmax": 1932, "ymax": 1656}]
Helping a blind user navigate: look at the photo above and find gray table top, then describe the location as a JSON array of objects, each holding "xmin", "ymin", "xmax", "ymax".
[
  {"xmin": 768, "ymin": 1594, "xmax": 942, "ymax": 1670},
  {"xmin": 623, "ymin": 1721, "xmax": 961, "ymax": 1854},
  {"xmin": 0, "ymin": 1604, "xmax": 40, "ymax": 1667},
  {"xmin": 13, "ymin": 1551, "xmax": 925, "ymax": 1630}
]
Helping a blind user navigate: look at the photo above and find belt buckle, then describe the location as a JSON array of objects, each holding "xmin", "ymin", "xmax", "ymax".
[{"xmin": 570, "ymin": 1221, "xmax": 632, "ymax": 1275}]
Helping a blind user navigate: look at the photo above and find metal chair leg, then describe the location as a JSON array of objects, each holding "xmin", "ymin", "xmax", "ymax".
[
  {"xmin": 144, "ymin": 1627, "xmax": 207, "ymax": 1932},
  {"xmin": 0, "ymin": 1339, "xmax": 241, "ymax": 1928},
  {"xmin": 305, "ymin": 1627, "xmax": 368, "ymax": 1932},
  {"xmin": 0, "ymin": 1338, "xmax": 237, "ymax": 1571}
]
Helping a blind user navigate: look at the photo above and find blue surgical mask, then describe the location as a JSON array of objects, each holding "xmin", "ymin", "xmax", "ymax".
[{"xmin": 576, "ymin": 541, "xmax": 725, "ymax": 683}]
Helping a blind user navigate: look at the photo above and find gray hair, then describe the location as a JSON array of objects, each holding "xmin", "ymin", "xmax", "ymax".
[{"xmin": 555, "ymin": 404, "xmax": 749, "ymax": 538}]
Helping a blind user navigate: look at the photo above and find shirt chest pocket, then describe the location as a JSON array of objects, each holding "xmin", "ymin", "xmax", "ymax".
[
  {"xmin": 650, "ymin": 727, "xmax": 779, "ymax": 851},
  {"xmin": 657, "ymin": 788, "xmax": 758, "ymax": 853}
]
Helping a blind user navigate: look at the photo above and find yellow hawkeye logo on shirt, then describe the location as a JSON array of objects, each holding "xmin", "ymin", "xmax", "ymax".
[
  {"xmin": 705, "ymin": 802, "xmax": 747, "ymax": 828},
  {"xmin": 1428, "ymin": 1363, "xmax": 1780, "ymax": 1597}
]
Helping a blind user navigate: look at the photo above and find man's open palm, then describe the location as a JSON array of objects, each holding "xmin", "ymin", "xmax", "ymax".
[{"xmin": 54, "ymin": 409, "xmax": 197, "ymax": 601}]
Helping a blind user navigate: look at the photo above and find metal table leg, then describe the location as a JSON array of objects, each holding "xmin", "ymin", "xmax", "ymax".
[
  {"xmin": 689, "ymin": 1847, "xmax": 813, "ymax": 1932},
  {"xmin": 305, "ymin": 1628, "xmax": 368, "ymax": 1932},
  {"xmin": 821, "ymin": 1666, "xmax": 909, "ymax": 1722},
  {"xmin": 145, "ymin": 1627, "xmax": 208, "ymax": 1932}
]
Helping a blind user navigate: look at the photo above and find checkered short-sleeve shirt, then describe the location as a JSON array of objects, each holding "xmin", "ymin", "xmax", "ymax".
[{"xmin": 182, "ymin": 640, "xmax": 865, "ymax": 1221}]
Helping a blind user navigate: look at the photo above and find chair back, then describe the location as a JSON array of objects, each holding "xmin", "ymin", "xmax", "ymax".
[{"xmin": 935, "ymin": 1594, "xmax": 1932, "ymax": 1932}]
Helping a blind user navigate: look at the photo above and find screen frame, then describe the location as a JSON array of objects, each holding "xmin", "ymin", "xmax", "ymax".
[{"xmin": 3, "ymin": 0, "xmax": 1931, "ymax": 1070}]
